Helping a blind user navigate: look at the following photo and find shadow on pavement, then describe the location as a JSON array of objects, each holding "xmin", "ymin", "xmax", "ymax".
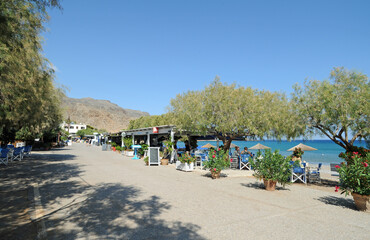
[
  {"xmin": 241, "ymin": 182, "xmax": 290, "ymax": 191},
  {"xmin": 0, "ymin": 152, "xmax": 80, "ymax": 239},
  {"xmin": 46, "ymin": 183, "xmax": 206, "ymax": 240},
  {"xmin": 315, "ymin": 195, "xmax": 356, "ymax": 210}
]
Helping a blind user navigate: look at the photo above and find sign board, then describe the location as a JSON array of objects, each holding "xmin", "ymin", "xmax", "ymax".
[
  {"xmin": 148, "ymin": 147, "xmax": 160, "ymax": 166},
  {"xmin": 153, "ymin": 127, "xmax": 158, "ymax": 133}
]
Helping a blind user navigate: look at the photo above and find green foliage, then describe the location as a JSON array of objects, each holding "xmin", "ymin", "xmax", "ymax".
[
  {"xmin": 203, "ymin": 148, "xmax": 230, "ymax": 172},
  {"xmin": 250, "ymin": 149, "xmax": 292, "ymax": 186},
  {"xmin": 143, "ymin": 156, "xmax": 149, "ymax": 164},
  {"xmin": 178, "ymin": 153, "xmax": 196, "ymax": 164},
  {"xmin": 337, "ymin": 152, "xmax": 370, "ymax": 196},
  {"xmin": 123, "ymin": 137, "xmax": 132, "ymax": 149},
  {"xmin": 111, "ymin": 142, "xmax": 117, "ymax": 147},
  {"xmin": 292, "ymin": 67, "xmax": 370, "ymax": 151},
  {"xmin": 138, "ymin": 143, "xmax": 148, "ymax": 156},
  {"xmin": 0, "ymin": 0, "xmax": 62, "ymax": 143},
  {"xmin": 169, "ymin": 77, "xmax": 297, "ymax": 151},
  {"xmin": 162, "ymin": 140, "xmax": 174, "ymax": 158},
  {"xmin": 76, "ymin": 128, "xmax": 95, "ymax": 138},
  {"xmin": 127, "ymin": 114, "xmax": 172, "ymax": 130}
]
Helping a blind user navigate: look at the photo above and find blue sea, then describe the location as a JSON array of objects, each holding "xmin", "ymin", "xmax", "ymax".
[{"xmin": 176, "ymin": 140, "xmax": 367, "ymax": 165}]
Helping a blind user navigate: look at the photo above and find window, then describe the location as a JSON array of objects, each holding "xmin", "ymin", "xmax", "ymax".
[
  {"xmin": 76, "ymin": 126, "xmax": 79, "ymax": 129},
  {"xmin": 81, "ymin": 127, "xmax": 85, "ymax": 129},
  {"xmin": 70, "ymin": 126, "xmax": 74, "ymax": 129}
]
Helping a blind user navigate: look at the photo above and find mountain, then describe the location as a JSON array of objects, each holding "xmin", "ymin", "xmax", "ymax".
[{"xmin": 61, "ymin": 97, "xmax": 149, "ymax": 132}]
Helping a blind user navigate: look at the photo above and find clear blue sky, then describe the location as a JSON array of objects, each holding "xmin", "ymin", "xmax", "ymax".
[{"xmin": 43, "ymin": 0, "xmax": 370, "ymax": 115}]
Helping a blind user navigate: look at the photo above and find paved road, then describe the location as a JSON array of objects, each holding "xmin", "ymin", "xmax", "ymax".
[{"xmin": 2, "ymin": 143, "xmax": 369, "ymax": 239}]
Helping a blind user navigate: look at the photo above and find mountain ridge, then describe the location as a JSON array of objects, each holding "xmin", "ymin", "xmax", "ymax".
[{"xmin": 61, "ymin": 97, "xmax": 149, "ymax": 132}]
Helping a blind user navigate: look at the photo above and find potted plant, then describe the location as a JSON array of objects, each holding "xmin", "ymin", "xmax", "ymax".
[
  {"xmin": 176, "ymin": 153, "xmax": 196, "ymax": 172},
  {"xmin": 111, "ymin": 142, "xmax": 117, "ymax": 151},
  {"xmin": 143, "ymin": 156, "xmax": 149, "ymax": 166},
  {"xmin": 161, "ymin": 140, "xmax": 174, "ymax": 165},
  {"xmin": 250, "ymin": 149, "xmax": 292, "ymax": 191},
  {"xmin": 336, "ymin": 151, "xmax": 370, "ymax": 212},
  {"xmin": 203, "ymin": 148, "xmax": 229, "ymax": 179}
]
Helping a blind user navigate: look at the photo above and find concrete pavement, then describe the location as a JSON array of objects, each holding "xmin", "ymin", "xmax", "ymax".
[{"xmin": 1, "ymin": 143, "xmax": 369, "ymax": 239}]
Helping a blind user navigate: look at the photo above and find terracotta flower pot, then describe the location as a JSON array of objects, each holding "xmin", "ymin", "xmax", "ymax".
[
  {"xmin": 263, "ymin": 179, "xmax": 277, "ymax": 191},
  {"xmin": 211, "ymin": 170, "xmax": 221, "ymax": 179},
  {"xmin": 352, "ymin": 192, "xmax": 370, "ymax": 213},
  {"xmin": 161, "ymin": 158, "xmax": 169, "ymax": 165}
]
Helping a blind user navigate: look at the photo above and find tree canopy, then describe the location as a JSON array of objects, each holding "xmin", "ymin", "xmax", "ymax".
[
  {"xmin": 0, "ymin": 0, "xmax": 62, "ymax": 143},
  {"xmin": 169, "ymin": 78, "xmax": 298, "ymax": 150},
  {"xmin": 292, "ymin": 67, "xmax": 370, "ymax": 151}
]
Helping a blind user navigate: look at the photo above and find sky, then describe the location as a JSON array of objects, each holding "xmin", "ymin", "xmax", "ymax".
[{"xmin": 43, "ymin": 0, "xmax": 370, "ymax": 116}]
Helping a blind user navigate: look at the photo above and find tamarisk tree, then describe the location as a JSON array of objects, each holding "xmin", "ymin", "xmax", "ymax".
[
  {"xmin": 169, "ymin": 78, "xmax": 297, "ymax": 151},
  {"xmin": 292, "ymin": 67, "xmax": 370, "ymax": 151}
]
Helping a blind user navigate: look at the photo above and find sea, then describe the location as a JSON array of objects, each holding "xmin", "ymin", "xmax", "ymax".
[{"xmin": 176, "ymin": 140, "xmax": 368, "ymax": 165}]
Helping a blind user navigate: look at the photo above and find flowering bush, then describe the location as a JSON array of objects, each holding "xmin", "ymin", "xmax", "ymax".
[
  {"xmin": 336, "ymin": 152, "xmax": 370, "ymax": 196},
  {"xmin": 292, "ymin": 147, "xmax": 304, "ymax": 158},
  {"xmin": 203, "ymin": 148, "xmax": 229, "ymax": 172},
  {"xmin": 178, "ymin": 153, "xmax": 196, "ymax": 164},
  {"xmin": 250, "ymin": 149, "xmax": 292, "ymax": 187},
  {"xmin": 339, "ymin": 147, "xmax": 370, "ymax": 165}
]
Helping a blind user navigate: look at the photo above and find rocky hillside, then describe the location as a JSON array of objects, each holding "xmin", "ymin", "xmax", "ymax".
[{"xmin": 61, "ymin": 97, "xmax": 149, "ymax": 132}]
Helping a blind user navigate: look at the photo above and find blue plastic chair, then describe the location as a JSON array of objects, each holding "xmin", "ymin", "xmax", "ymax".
[
  {"xmin": 239, "ymin": 154, "xmax": 251, "ymax": 170},
  {"xmin": 12, "ymin": 147, "xmax": 24, "ymax": 161},
  {"xmin": 0, "ymin": 149, "xmax": 10, "ymax": 165},
  {"xmin": 23, "ymin": 146, "xmax": 32, "ymax": 157},
  {"xmin": 308, "ymin": 163, "xmax": 322, "ymax": 183}
]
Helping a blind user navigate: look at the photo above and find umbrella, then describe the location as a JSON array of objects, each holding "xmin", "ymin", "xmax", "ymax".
[
  {"xmin": 249, "ymin": 143, "xmax": 271, "ymax": 150},
  {"xmin": 230, "ymin": 143, "xmax": 239, "ymax": 148},
  {"xmin": 201, "ymin": 143, "xmax": 216, "ymax": 148},
  {"xmin": 287, "ymin": 143, "xmax": 317, "ymax": 151}
]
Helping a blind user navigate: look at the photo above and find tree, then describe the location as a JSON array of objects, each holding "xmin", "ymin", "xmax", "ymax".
[
  {"xmin": 0, "ymin": 0, "xmax": 62, "ymax": 143},
  {"xmin": 127, "ymin": 114, "xmax": 172, "ymax": 130},
  {"xmin": 292, "ymin": 67, "xmax": 370, "ymax": 151},
  {"xmin": 169, "ymin": 78, "xmax": 296, "ymax": 151}
]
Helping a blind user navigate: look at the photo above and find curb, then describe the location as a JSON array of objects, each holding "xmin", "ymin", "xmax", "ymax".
[{"xmin": 28, "ymin": 184, "xmax": 47, "ymax": 240}]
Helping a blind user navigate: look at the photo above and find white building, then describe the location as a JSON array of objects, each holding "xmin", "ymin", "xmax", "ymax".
[{"xmin": 61, "ymin": 122, "xmax": 87, "ymax": 135}]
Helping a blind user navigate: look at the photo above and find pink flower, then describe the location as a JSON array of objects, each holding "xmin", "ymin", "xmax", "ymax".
[
  {"xmin": 363, "ymin": 162, "xmax": 369, "ymax": 167},
  {"xmin": 212, "ymin": 155, "xmax": 215, "ymax": 158},
  {"xmin": 213, "ymin": 168, "xmax": 217, "ymax": 172},
  {"xmin": 218, "ymin": 148, "xmax": 221, "ymax": 151},
  {"xmin": 353, "ymin": 152, "xmax": 358, "ymax": 155},
  {"xmin": 335, "ymin": 186, "xmax": 339, "ymax": 192},
  {"xmin": 335, "ymin": 165, "xmax": 340, "ymax": 169}
]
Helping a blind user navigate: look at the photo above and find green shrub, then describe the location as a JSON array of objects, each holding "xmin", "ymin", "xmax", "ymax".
[{"xmin": 250, "ymin": 149, "xmax": 292, "ymax": 187}]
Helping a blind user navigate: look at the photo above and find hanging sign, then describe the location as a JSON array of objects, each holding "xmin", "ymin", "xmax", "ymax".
[{"xmin": 153, "ymin": 127, "xmax": 158, "ymax": 133}]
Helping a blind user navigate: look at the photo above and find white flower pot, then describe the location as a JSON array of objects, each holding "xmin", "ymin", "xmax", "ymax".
[
  {"xmin": 125, "ymin": 151, "xmax": 134, "ymax": 157},
  {"xmin": 176, "ymin": 161, "xmax": 194, "ymax": 172}
]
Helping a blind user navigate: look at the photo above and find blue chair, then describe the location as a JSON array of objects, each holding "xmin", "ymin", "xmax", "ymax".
[
  {"xmin": 0, "ymin": 149, "xmax": 10, "ymax": 165},
  {"xmin": 12, "ymin": 147, "xmax": 24, "ymax": 161},
  {"xmin": 308, "ymin": 163, "xmax": 322, "ymax": 183},
  {"xmin": 23, "ymin": 146, "xmax": 32, "ymax": 157},
  {"xmin": 239, "ymin": 154, "xmax": 251, "ymax": 170},
  {"xmin": 291, "ymin": 162, "xmax": 307, "ymax": 184},
  {"xmin": 199, "ymin": 153, "xmax": 208, "ymax": 169}
]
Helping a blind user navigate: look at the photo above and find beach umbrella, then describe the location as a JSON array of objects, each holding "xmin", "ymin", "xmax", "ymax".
[
  {"xmin": 230, "ymin": 143, "xmax": 239, "ymax": 148},
  {"xmin": 287, "ymin": 143, "xmax": 317, "ymax": 151},
  {"xmin": 201, "ymin": 143, "xmax": 216, "ymax": 148},
  {"xmin": 249, "ymin": 143, "xmax": 271, "ymax": 150}
]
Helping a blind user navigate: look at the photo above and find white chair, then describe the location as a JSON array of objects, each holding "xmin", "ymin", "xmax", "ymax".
[
  {"xmin": 239, "ymin": 154, "xmax": 252, "ymax": 170},
  {"xmin": 291, "ymin": 163, "xmax": 307, "ymax": 184}
]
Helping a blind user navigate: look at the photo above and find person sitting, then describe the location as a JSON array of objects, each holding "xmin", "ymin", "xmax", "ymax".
[
  {"xmin": 232, "ymin": 146, "xmax": 241, "ymax": 159},
  {"xmin": 241, "ymin": 147, "xmax": 254, "ymax": 158}
]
